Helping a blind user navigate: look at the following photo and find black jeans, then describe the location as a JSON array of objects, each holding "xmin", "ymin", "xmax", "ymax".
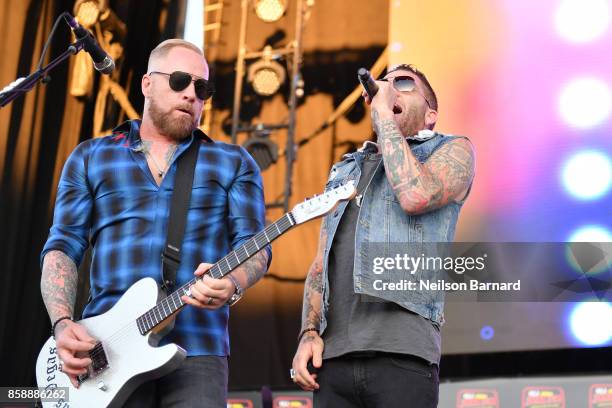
[
  {"xmin": 314, "ymin": 352, "xmax": 439, "ymax": 408},
  {"xmin": 122, "ymin": 355, "xmax": 228, "ymax": 407}
]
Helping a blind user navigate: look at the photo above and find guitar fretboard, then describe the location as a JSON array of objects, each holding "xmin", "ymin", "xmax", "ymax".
[{"xmin": 136, "ymin": 212, "xmax": 295, "ymax": 335}]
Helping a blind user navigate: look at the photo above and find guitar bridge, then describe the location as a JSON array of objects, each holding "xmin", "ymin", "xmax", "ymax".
[{"xmin": 77, "ymin": 342, "xmax": 109, "ymax": 384}]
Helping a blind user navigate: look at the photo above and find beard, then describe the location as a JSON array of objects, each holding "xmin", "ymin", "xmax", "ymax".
[
  {"xmin": 148, "ymin": 97, "xmax": 198, "ymax": 141},
  {"xmin": 397, "ymin": 104, "xmax": 427, "ymax": 138}
]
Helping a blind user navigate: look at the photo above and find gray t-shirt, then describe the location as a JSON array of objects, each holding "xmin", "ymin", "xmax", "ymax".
[{"xmin": 322, "ymin": 152, "xmax": 441, "ymax": 364}]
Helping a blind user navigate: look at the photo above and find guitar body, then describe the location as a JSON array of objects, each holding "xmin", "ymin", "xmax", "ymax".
[{"xmin": 36, "ymin": 278, "xmax": 186, "ymax": 408}]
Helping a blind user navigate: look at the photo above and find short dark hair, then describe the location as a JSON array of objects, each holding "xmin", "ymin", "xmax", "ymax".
[{"xmin": 386, "ymin": 64, "xmax": 438, "ymax": 112}]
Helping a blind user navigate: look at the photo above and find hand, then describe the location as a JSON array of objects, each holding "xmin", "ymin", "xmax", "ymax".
[
  {"xmin": 54, "ymin": 320, "xmax": 97, "ymax": 388},
  {"xmin": 181, "ymin": 263, "xmax": 236, "ymax": 310},
  {"xmin": 291, "ymin": 331, "xmax": 324, "ymax": 391},
  {"xmin": 362, "ymin": 89, "xmax": 372, "ymax": 105},
  {"xmin": 362, "ymin": 80, "xmax": 397, "ymax": 117}
]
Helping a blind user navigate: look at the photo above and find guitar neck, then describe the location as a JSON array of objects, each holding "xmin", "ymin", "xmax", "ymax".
[{"xmin": 136, "ymin": 212, "xmax": 296, "ymax": 335}]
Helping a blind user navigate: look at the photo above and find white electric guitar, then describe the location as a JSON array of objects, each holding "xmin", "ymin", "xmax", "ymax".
[{"xmin": 35, "ymin": 181, "xmax": 356, "ymax": 408}]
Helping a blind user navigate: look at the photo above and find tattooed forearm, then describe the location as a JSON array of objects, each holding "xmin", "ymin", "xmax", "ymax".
[
  {"xmin": 300, "ymin": 221, "xmax": 327, "ymax": 332},
  {"xmin": 372, "ymin": 108, "xmax": 474, "ymax": 214},
  {"xmin": 381, "ymin": 133, "xmax": 443, "ymax": 210},
  {"xmin": 301, "ymin": 267, "xmax": 322, "ymax": 332},
  {"xmin": 40, "ymin": 250, "xmax": 78, "ymax": 323},
  {"xmin": 235, "ymin": 249, "xmax": 269, "ymax": 289}
]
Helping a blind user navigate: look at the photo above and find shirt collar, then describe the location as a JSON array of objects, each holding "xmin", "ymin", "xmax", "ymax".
[
  {"xmin": 355, "ymin": 129, "xmax": 437, "ymax": 154},
  {"xmin": 409, "ymin": 129, "xmax": 436, "ymax": 141}
]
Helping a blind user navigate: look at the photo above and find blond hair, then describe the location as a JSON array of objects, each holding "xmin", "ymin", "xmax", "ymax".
[{"xmin": 147, "ymin": 39, "xmax": 204, "ymax": 72}]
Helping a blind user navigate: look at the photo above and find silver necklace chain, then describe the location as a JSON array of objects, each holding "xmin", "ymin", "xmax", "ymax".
[
  {"xmin": 140, "ymin": 142, "xmax": 178, "ymax": 178},
  {"xmin": 147, "ymin": 152, "xmax": 167, "ymax": 177}
]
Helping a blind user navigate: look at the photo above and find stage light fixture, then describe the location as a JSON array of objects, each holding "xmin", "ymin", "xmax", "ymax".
[
  {"xmin": 561, "ymin": 150, "xmax": 611, "ymax": 200},
  {"xmin": 558, "ymin": 77, "xmax": 611, "ymax": 129},
  {"xmin": 568, "ymin": 225, "xmax": 612, "ymax": 242},
  {"xmin": 569, "ymin": 301, "xmax": 612, "ymax": 346},
  {"xmin": 253, "ymin": 0, "xmax": 287, "ymax": 23},
  {"xmin": 242, "ymin": 125, "xmax": 279, "ymax": 170},
  {"xmin": 74, "ymin": 0, "xmax": 105, "ymax": 27},
  {"xmin": 555, "ymin": 0, "xmax": 609, "ymax": 43},
  {"xmin": 248, "ymin": 46, "xmax": 286, "ymax": 96}
]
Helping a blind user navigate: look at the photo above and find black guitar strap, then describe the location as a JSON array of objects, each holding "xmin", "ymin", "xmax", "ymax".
[{"xmin": 161, "ymin": 139, "xmax": 200, "ymax": 292}]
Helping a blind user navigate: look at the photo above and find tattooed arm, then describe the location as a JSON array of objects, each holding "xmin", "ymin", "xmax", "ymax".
[
  {"xmin": 300, "ymin": 223, "xmax": 326, "ymax": 333},
  {"xmin": 40, "ymin": 141, "xmax": 93, "ymax": 323},
  {"xmin": 228, "ymin": 249, "xmax": 270, "ymax": 289},
  {"xmin": 292, "ymin": 218, "xmax": 327, "ymax": 391},
  {"xmin": 41, "ymin": 250, "xmax": 96, "ymax": 388},
  {"xmin": 373, "ymin": 108, "xmax": 475, "ymax": 214},
  {"xmin": 41, "ymin": 250, "xmax": 78, "ymax": 325}
]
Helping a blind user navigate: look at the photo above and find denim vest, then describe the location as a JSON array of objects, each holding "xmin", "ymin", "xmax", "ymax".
[{"xmin": 320, "ymin": 133, "xmax": 470, "ymax": 332}]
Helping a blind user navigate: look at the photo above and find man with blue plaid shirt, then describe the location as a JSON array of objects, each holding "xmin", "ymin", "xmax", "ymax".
[{"xmin": 40, "ymin": 39, "xmax": 270, "ymax": 407}]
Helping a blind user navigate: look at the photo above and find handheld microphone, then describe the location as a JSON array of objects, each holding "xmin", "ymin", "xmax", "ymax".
[
  {"xmin": 358, "ymin": 68, "xmax": 378, "ymax": 99},
  {"xmin": 64, "ymin": 14, "xmax": 115, "ymax": 75}
]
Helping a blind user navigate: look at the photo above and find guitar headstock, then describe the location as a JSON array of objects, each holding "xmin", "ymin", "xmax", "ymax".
[{"xmin": 290, "ymin": 180, "xmax": 357, "ymax": 224}]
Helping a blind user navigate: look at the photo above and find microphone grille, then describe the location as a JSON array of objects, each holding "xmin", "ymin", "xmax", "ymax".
[
  {"xmin": 94, "ymin": 56, "xmax": 115, "ymax": 75},
  {"xmin": 358, "ymin": 68, "xmax": 369, "ymax": 78}
]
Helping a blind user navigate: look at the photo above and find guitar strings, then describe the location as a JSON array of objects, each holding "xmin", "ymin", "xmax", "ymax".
[{"xmin": 84, "ymin": 215, "xmax": 296, "ymax": 358}]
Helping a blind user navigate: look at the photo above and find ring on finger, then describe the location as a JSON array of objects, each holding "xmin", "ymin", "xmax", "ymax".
[
  {"xmin": 207, "ymin": 296, "xmax": 214, "ymax": 305},
  {"xmin": 289, "ymin": 368, "xmax": 296, "ymax": 380}
]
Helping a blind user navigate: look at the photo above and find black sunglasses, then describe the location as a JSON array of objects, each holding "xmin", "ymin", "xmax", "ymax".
[
  {"xmin": 149, "ymin": 71, "xmax": 214, "ymax": 101},
  {"xmin": 380, "ymin": 75, "xmax": 432, "ymax": 109}
]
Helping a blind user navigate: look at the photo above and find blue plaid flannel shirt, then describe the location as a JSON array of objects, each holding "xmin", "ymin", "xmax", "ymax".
[{"xmin": 41, "ymin": 120, "xmax": 271, "ymax": 356}]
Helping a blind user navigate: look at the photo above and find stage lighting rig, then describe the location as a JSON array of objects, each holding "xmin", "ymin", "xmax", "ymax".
[
  {"xmin": 253, "ymin": 0, "xmax": 287, "ymax": 22},
  {"xmin": 242, "ymin": 124, "xmax": 280, "ymax": 170},
  {"xmin": 74, "ymin": 0, "xmax": 105, "ymax": 27},
  {"xmin": 248, "ymin": 46, "xmax": 286, "ymax": 96}
]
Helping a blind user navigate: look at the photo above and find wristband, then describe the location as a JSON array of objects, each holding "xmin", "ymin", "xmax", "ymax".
[
  {"xmin": 225, "ymin": 273, "xmax": 244, "ymax": 306},
  {"xmin": 51, "ymin": 316, "xmax": 73, "ymax": 339},
  {"xmin": 297, "ymin": 327, "xmax": 319, "ymax": 343}
]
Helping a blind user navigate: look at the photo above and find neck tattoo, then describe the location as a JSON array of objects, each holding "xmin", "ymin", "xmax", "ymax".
[{"xmin": 140, "ymin": 141, "xmax": 178, "ymax": 178}]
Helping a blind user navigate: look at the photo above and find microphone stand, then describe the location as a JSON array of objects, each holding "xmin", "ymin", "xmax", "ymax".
[{"xmin": 0, "ymin": 37, "xmax": 86, "ymax": 108}]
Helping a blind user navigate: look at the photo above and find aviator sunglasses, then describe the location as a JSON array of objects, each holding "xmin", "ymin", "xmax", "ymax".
[
  {"xmin": 149, "ymin": 71, "xmax": 215, "ymax": 101},
  {"xmin": 379, "ymin": 75, "xmax": 432, "ymax": 109}
]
